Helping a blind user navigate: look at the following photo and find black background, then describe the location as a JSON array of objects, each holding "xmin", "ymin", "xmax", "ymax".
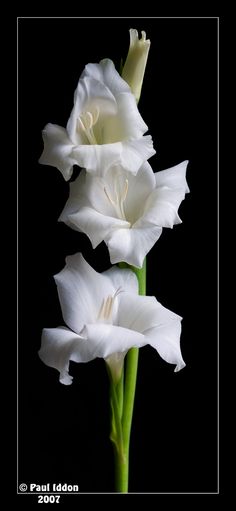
[{"xmin": 18, "ymin": 17, "xmax": 218, "ymax": 495}]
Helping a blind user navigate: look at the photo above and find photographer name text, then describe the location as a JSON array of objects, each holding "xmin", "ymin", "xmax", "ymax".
[{"xmin": 30, "ymin": 483, "xmax": 79, "ymax": 492}]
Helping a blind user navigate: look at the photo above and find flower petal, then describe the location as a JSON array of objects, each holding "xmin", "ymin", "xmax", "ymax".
[
  {"xmin": 80, "ymin": 172, "xmax": 118, "ymax": 217},
  {"xmin": 103, "ymin": 92, "xmax": 148, "ymax": 143},
  {"xmin": 154, "ymin": 160, "xmax": 189, "ymax": 193},
  {"xmin": 58, "ymin": 170, "xmax": 118, "ymax": 231},
  {"xmin": 142, "ymin": 188, "xmax": 181, "ymax": 228},
  {"xmin": 140, "ymin": 161, "xmax": 189, "ymax": 228},
  {"xmin": 54, "ymin": 253, "xmax": 115, "ymax": 334},
  {"xmin": 116, "ymin": 293, "xmax": 185, "ymax": 372},
  {"xmin": 145, "ymin": 320, "xmax": 185, "ymax": 372},
  {"xmin": 107, "ymin": 221, "xmax": 162, "ymax": 268},
  {"xmin": 82, "ymin": 58, "xmax": 131, "ymax": 96},
  {"xmin": 39, "ymin": 327, "xmax": 90, "ymax": 385},
  {"xmin": 71, "ymin": 141, "xmax": 123, "ymax": 174},
  {"xmin": 120, "ymin": 136, "xmax": 156, "ymax": 174},
  {"xmin": 84, "ymin": 323, "xmax": 145, "ymax": 359},
  {"xmin": 117, "ymin": 292, "xmax": 180, "ymax": 333},
  {"xmin": 68, "ymin": 206, "xmax": 130, "ymax": 248},
  {"xmin": 39, "ymin": 123, "xmax": 76, "ymax": 181},
  {"xmin": 123, "ymin": 161, "xmax": 155, "ymax": 223},
  {"xmin": 58, "ymin": 170, "xmax": 87, "ymax": 227},
  {"xmin": 102, "ymin": 266, "xmax": 139, "ymax": 295},
  {"xmin": 67, "ymin": 76, "xmax": 117, "ymax": 145},
  {"xmin": 143, "ymin": 185, "xmax": 188, "ymax": 228}
]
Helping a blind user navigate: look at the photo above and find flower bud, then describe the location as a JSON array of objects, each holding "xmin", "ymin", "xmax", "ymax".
[{"xmin": 122, "ymin": 29, "xmax": 150, "ymax": 103}]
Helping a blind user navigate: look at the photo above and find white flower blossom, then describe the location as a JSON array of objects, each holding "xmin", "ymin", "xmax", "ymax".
[
  {"xmin": 38, "ymin": 254, "xmax": 185, "ymax": 385},
  {"xmin": 59, "ymin": 161, "xmax": 189, "ymax": 268},
  {"xmin": 39, "ymin": 59, "xmax": 155, "ymax": 181}
]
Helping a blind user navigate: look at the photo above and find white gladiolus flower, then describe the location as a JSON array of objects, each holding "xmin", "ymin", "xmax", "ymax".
[
  {"xmin": 122, "ymin": 29, "xmax": 151, "ymax": 103},
  {"xmin": 38, "ymin": 254, "xmax": 185, "ymax": 385},
  {"xmin": 59, "ymin": 161, "xmax": 189, "ymax": 268},
  {"xmin": 39, "ymin": 59, "xmax": 155, "ymax": 181}
]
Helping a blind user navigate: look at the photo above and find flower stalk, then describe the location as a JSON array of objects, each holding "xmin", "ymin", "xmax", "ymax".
[{"xmin": 110, "ymin": 259, "xmax": 146, "ymax": 492}]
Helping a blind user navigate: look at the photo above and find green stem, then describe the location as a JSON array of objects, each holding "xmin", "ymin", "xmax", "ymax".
[
  {"xmin": 116, "ymin": 369, "xmax": 124, "ymax": 420},
  {"xmin": 108, "ymin": 371, "xmax": 127, "ymax": 492},
  {"xmin": 113, "ymin": 259, "xmax": 146, "ymax": 492},
  {"xmin": 114, "ymin": 447, "xmax": 128, "ymax": 492},
  {"xmin": 107, "ymin": 367, "xmax": 123, "ymax": 447}
]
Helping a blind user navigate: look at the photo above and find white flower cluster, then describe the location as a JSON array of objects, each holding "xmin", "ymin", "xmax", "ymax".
[{"xmin": 38, "ymin": 29, "xmax": 189, "ymax": 384}]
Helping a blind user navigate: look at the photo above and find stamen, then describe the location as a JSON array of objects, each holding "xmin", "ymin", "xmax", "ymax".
[
  {"xmin": 105, "ymin": 296, "xmax": 113, "ymax": 319},
  {"xmin": 97, "ymin": 288, "xmax": 123, "ymax": 323},
  {"xmin": 77, "ymin": 107, "xmax": 100, "ymax": 145},
  {"xmin": 104, "ymin": 177, "xmax": 129, "ymax": 221},
  {"xmin": 91, "ymin": 106, "xmax": 99, "ymax": 125},
  {"xmin": 121, "ymin": 179, "xmax": 129, "ymax": 202},
  {"xmin": 104, "ymin": 187, "xmax": 116, "ymax": 207},
  {"xmin": 82, "ymin": 111, "xmax": 93, "ymax": 130},
  {"xmin": 77, "ymin": 117, "xmax": 86, "ymax": 133}
]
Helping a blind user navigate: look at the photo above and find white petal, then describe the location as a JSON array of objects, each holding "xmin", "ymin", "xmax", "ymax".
[
  {"xmin": 68, "ymin": 207, "xmax": 130, "ymax": 248},
  {"xmin": 84, "ymin": 323, "xmax": 145, "ymax": 359},
  {"xmin": 67, "ymin": 76, "xmax": 117, "ymax": 144},
  {"xmin": 102, "ymin": 266, "xmax": 139, "ymax": 295},
  {"xmin": 143, "ymin": 186, "xmax": 186, "ymax": 228},
  {"xmin": 117, "ymin": 292, "xmax": 180, "ymax": 333},
  {"xmin": 120, "ymin": 136, "xmax": 156, "ymax": 175},
  {"xmin": 80, "ymin": 172, "xmax": 118, "ymax": 217},
  {"xmin": 123, "ymin": 161, "xmax": 155, "ymax": 224},
  {"xmin": 107, "ymin": 222, "xmax": 162, "ymax": 268},
  {"xmin": 155, "ymin": 160, "xmax": 190, "ymax": 193},
  {"xmin": 39, "ymin": 124, "xmax": 76, "ymax": 181},
  {"xmin": 54, "ymin": 253, "xmax": 115, "ymax": 334},
  {"xmin": 82, "ymin": 58, "xmax": 131, "ymax": 96},
  {"xmin": 39, "ymin": 327, "xmax": 91, "ymax": 385},
  {"xmin": 59, "ymin": 170, "xmax": 117, "ymax": 230},
  {"xmin": 58, "ymin": 170, "xmax": 87, "ymax": 228},
  {"xmin": 145, "ymin": 320, "xmax": 185, "ymax": 372},
  {"xmin": 103, "ymin": 92, "xmax": 148, "ymax": 143},
  {"xmin": 71, "ymin": 141, "xmax": 123, "ymax": 174},
  {"xmin": 141, "ymin": 160, "xmax": 189, "ymax": 229}
]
